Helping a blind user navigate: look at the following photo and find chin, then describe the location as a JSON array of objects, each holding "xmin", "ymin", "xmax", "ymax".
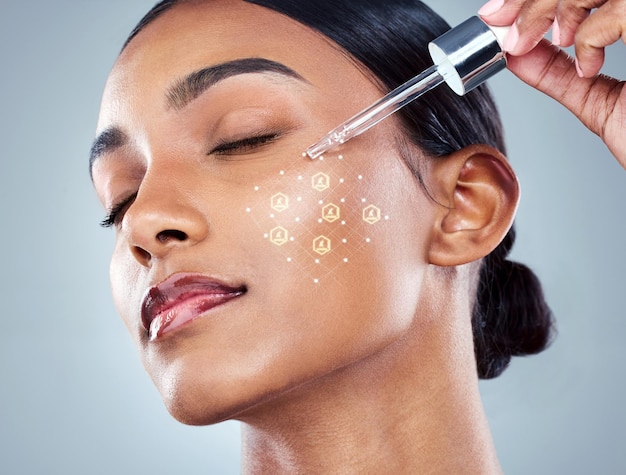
[
  {"xmin": 163, "ymin": 392, "xmax": 231, "ymax": 427},
  {"xmin": 148, "ymin": 363, "xmax": 238, "ymax": 426},
  {"xmin": 146, "ymin": 350, "xmax": 283, "ymax": 426},
  {"xmin": 156, "ymin": 374, "xmax": 246, "ymax": 426}
]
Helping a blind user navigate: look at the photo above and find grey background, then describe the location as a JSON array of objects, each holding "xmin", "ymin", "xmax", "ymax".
[{"xmin": 0, "ymin": 1, "xmax": 623, "ymax": 473}]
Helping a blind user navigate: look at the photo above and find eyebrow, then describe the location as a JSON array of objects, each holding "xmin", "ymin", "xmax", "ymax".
[
  {"xmin": 167, "ymin": 57, "xmax": 306, "ymax": 110},
  {"xmin": 89, "ymin": 57, "xmax": 306, "ymax": 176}
]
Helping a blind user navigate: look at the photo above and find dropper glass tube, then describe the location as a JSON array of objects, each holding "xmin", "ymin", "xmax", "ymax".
[
  {"xmin": 306, "ymin": 65, "xmax": 443, "ymax": 159},
  {"xmin": 305, "ymin": 16, "xmax": 509, "ymax": 160}
]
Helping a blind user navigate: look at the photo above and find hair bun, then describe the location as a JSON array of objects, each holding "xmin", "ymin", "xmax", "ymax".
[{"xmin": 472, "ymin": 226, "xmax": 555, "ymax": 379}]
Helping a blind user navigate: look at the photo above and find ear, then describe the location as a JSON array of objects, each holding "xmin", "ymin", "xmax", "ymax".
[{"xmin": 427, "ymin": 144, "xmax": 519, "ymax": 267}]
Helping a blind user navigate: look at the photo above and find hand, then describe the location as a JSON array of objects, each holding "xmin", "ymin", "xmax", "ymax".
[{"xmin": 478, "ymin": 0, "xmax": 626, "ymax": 169}]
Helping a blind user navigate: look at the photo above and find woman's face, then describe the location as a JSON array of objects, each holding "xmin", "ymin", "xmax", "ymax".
[{"xmin": 92, "ymin": 0, "xmax": 436, "ymax": 425}]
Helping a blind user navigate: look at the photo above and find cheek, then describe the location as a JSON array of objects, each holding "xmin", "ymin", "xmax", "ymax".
[
  {"xmin": 240, "ymin": 149, "xmax": 430, "ymax": 367},
  {"xmin": 243, "ymin": 152, "xmax": 407, "ymax": 283}
]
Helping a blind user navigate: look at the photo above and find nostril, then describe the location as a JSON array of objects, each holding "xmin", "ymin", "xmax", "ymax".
[
  {"xmin": 132, "ymin": 246, "xmax": 151, "ymax": 265},
  {"xmin": 156, "ymin": 229, "xmax": 188, "ymax": 243}
]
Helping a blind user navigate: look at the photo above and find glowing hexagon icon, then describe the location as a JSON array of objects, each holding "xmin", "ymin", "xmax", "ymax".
[
  {"xmin": 313, "ymin": 235, "xmax": 331, "ymax": 256},
  {"xmin": 271, "ymin": 192, "xmax": 289, "ymax": 212},
  {"xmin": 270, "ymin": 226, "xmax": 289, "ymax": 246},
  {"xmin": 322, "ymin": 203, "xmax": 340, "ymax": 223},
  {"xmin": 363, "ymin": 205, "xmax": 381, "ymax": 224},
  {"xmin": 312, "ymin": 172, "xmax": 330, "ymax": 192}
]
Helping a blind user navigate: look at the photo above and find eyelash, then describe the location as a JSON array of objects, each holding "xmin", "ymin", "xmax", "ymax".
[
  {"xmin": 210, "ymin": 133, "xmax": 280, "ymax": 155},
  {"xmin": 100, "ymin": 192, "xmax": 137, "ymax": 228}
]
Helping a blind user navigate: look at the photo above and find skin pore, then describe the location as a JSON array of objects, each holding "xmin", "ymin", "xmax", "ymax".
[{"xmin": 91, "ymin": 1, "xmax": 520, "ymax": 472}]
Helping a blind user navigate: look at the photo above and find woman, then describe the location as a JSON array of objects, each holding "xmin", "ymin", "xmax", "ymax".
[{"xmin": 90, "ymin": 0, "xmax": 622, "ymax": 471}]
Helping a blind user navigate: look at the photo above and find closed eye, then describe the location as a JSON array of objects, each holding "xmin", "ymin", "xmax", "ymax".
[
  {"xmin": 210, "ymin": 133, "xmax": 280, "ymax": 156},
  {"xmin": 100, "ymin": 192, "xmax": 137, "ymax": 228}
]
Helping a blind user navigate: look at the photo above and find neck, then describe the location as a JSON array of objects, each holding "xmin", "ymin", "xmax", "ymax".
[{"xmin": 240, "ymin": 270, "xmax": 501, "ymax": 474}]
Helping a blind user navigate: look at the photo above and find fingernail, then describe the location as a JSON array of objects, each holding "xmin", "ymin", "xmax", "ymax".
[
  {"xmin": 551, "ymin": 18, "xmax": 561, "ymax": 46},
  {"xmin": 575, "ymin": 57, "xmax": 584, "ymax": 78},
  {"xmin": 478, "ymin": 0, "xmax": 505, "ymax": 16},
  {"xmin": 503, "ymin": 23, "xmax": 519, "ymax": 52}
]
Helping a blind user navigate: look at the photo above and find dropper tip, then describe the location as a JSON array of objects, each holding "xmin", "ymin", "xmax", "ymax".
[{"xmin": 305, "ymin": 137, "xmax": 333, "ymax": 160}]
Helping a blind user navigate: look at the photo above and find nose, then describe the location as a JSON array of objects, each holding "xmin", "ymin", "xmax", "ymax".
[{"xmin": 121, "ymin": 175, "xmax": 210, "ymax": 267}]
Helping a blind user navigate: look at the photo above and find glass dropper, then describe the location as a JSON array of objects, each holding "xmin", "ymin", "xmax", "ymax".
[
  {"xmin": 306, "ymin": 16, "xmax": 510, "ymax": 159},
  {"xmin": 306, "ymin": 66, "xmax": 443, "ymax": 159}
]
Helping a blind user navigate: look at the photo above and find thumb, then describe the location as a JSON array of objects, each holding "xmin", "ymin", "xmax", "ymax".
[{"xmin": 506, "ymin": 39, "xmax": 622, "ymax": 143}]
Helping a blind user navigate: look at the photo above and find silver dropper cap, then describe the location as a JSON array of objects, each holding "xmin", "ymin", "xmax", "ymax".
[{"xmin": 428, "ymin": 16, "xmax": 510, "ymax": 96}]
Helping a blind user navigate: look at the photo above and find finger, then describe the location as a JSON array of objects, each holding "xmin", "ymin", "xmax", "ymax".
[
  {"xmin": 574, "ymin": 0, "xmax": 626, "ymax": 76},
  {"xmin": 556, "ymin": 0, "xmax": 601, "ymax": 47},
  {"xmin": 506, "ymin": 40, "xmax": 623, "ymax": 153},
  {"xmin": 502, "ymin": 0, "xmax": 560, "ymax": 55},
  {"xmin": 552, "ymin": 17, "xmax": 561, "ymax": 45},
  {"xmin": 479, "ymin": 0, "xmax": 527, "ymax": 26}
]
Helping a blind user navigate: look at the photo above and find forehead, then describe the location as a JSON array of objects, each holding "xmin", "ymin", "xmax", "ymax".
[
  {"xmin": 98, "ymin": 1, "xmax": 371, "ymax": 127},
  {"xmin": 120, "ymin": 1, "xmax": 324, "ymax": 70}
]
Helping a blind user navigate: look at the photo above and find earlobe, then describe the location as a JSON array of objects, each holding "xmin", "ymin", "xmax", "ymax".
[{"xmin": 427, "ymin": 145, "xmax": 519, "ymax": 267}]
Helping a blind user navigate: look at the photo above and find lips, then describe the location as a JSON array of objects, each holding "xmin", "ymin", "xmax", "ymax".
[{"xmin": 141, "ymin": 273, "xmax": 247, "ymax": 341}]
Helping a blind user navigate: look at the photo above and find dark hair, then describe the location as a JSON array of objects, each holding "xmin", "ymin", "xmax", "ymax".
[{"xmin": 124, "ymin": 0, "xmax": 554, "ymax": 379}]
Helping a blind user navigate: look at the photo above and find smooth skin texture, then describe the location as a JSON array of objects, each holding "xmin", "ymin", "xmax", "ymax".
[
  {"xmin": 479, "ymin": 0, "xmax": 626, "ymax": 168},
  {"xmin": 92, "ymin": 1, "xmax": 519, "ymax": 472}
]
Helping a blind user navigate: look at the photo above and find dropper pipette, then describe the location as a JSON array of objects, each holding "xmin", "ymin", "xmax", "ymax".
[{"xmin": 306, "ymin": 16, "xmax": 510, "ymax": 159}]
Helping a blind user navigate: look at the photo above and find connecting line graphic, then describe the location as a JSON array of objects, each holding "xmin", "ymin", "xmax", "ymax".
[{"xmin": 244, "ymin": 152, "xmax": 390, "ymax": 285}]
